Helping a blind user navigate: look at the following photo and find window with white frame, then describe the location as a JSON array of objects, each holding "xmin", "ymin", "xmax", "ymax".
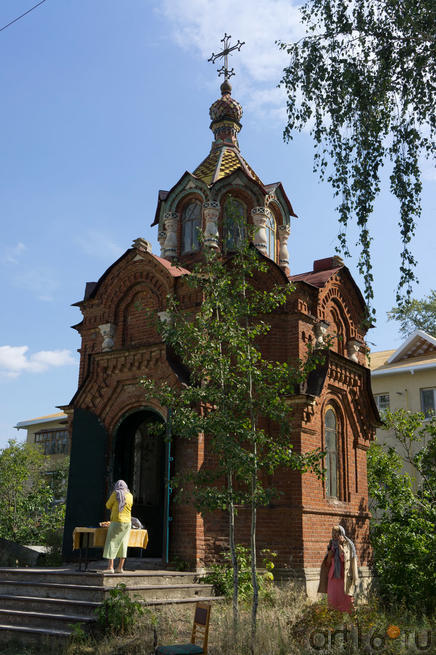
[
  {"xmin": 421, "ymin": 388, "xmax": 436, "ymax": 417},
  {"xmin": 181, "ymin": 201, "xmax": 202, "ymax": 254},
  {"xmin": 375, "ymin": 393, "xmax": 390, "ymax": 413}
]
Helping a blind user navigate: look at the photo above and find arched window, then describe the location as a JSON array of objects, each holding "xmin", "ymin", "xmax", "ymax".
[
  {"xmin": 325, "ymin": 407, "xmax": 338, "ymax": 497},
  {"xmin": 223, "ymin": 198, "xmax": 246, "ymax": 251},
  {"xmin": 182, "ymin": 201, "xmax": 202, "ymax": 254},
  {"xmin": 266, "ymin": 212, "xmax": 276, "ymax": 260},
  {"xmin": 329, "ymin": 301, "xmax": 348, "ymax": 356}
]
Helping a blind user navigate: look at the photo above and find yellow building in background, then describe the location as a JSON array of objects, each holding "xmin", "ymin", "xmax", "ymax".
[
  {"xmin": 14, "ymin": 412, "xmax": 70, "ymax": 461},
  {"xmin": 14, "ymin": 412, "xmax": 70, "ymax": 502},
  {"xmin": 370, "ymin": 329, "xmax": 436, "ymax": 477}
]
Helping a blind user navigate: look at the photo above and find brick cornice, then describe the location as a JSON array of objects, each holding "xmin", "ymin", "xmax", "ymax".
[{"xmin": 71, "ymin": 345, "xmax": 177, "ymax": 428}]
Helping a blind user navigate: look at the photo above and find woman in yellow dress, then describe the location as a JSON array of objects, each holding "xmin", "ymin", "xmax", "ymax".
[{"xmin": 103, "ymin": 480, "xmax": 133, "ymax": 573}]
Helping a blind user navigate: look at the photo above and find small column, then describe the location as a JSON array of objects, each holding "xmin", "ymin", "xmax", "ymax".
[
  {"xmin": 203, "ymin": 201, "xmax": 220, "ymax": 249},
  {"xmin": 157, "ymin": 311, "xmax": 171, "ymax": 325},
  {"xmin": 163, "ymin": 212, "xmax": 179, "ymax": 259},
  {"xmin": 278, "ymin": 225, "xmax": 291, "ymax": 270},
  {"xmin": 314, "ymin": 321, "xmax": 329, "ymax": 348},
  {"xmin": 251, "ymin": 207, "xmax": 268, "ymax": 255},
  {"xmin": 132, "ymin": 237, "xmax": 152, "ymax": 253},
  {"xmin": 347, "ymin": 339, "xmax": 360, "ymax": 363},
  {"xmin": 157, "ymin": 311, "xmax": 172, "ymax": 342},
  {"xmin": 158, "ymin": 230, "xmax": 166, "ymax": 257},
  {"xmin": 99, "ymin": 323, "xmax": 116, "ymax": 352}
]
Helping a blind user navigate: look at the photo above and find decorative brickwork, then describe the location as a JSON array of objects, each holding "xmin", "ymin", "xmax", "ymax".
[{"xmin": 63, "ymin": 83, "xmax": 379, "ymax": 596}]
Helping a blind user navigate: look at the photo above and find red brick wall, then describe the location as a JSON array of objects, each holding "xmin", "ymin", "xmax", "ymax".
[{"xmin": 68, "ymin": 245, "xmax": 375, "ymax": 573}]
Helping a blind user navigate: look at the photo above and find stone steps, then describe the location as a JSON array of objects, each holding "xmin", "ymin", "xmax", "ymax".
[
  {"xmin": 0, "ymin": 623, "xmax": 72, "ymax": 646},
  {"xmin": 0, "ymin": 579, "xmax": 106, "ymax": 602},
  {"xmin": 0, "ymin": 566, "xmax": 220, "ymax": 645},
  {"xmin": 144, "ymin": 595, "xmax": 222, "ymax": 606},
  {"xmin": 0, "ymin": 608, "xmax": 94, "ymax": 631},
  {"xmin": 0, "ymin": 594, "xmax": 101, "ymax": 616},
  {"xmin": 0, "ymin": 579, "xmax": 213, "ymax": 601},
  {"xmin": 0, "ymin": 566, "xmax": 199, "ymax": 586}
]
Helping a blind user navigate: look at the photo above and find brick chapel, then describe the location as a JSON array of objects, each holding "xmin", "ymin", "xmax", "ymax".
[{"xmin": 62, "ymin": 74, "xmax": 379, "ymax": 594}]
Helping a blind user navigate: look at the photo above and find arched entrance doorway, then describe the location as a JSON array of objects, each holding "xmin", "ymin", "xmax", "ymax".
[{"xmin": 113, "ymin": 409, "xmax": 166, "ymax": 558}]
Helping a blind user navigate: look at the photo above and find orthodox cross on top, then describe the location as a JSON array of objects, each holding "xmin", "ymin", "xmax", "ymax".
[{"xmin": 208, "ymin": 33, "xmax": 245, "ymax": 80}]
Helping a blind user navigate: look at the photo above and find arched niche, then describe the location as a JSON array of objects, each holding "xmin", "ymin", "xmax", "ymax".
[
  {"xmin": 177, "ymin": 194, "xmax": 204, "ymax": 255},
  {"xmin": 165, "ymin": 182, "xmax": 209, "ymax": 215},
  {"xmin": 328, "ymin": 298, "xmax": 350, "ymax": 356},
  {"xmin": 112, "ymin": 408, "xmax": 167, "ymax": 558},
  {"xmin": 112, "ymin": 282, "xmax": 161, "ymax": 349}
]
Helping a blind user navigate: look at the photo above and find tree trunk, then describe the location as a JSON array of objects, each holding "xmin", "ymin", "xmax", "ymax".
[
  {"xmin": 228, "ymin": 472, "xmax": 239, "ymax": 634},
  {"xmin": 217, "ymin": 303, "xmax": 239, "ymax": 633},
  {"xmin": 250, "ymin": 452, "xmax": 258, "ymax": 655},
  {"xmin": 243, "ymin": 269, "xmax": 259, "ymax": 654}
]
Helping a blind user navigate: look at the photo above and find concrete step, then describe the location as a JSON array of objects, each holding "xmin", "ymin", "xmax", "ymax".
[
  {"xmin": 0, "ymin": 593, "xmax": 223, "ymax": 614},
  {"xmin": 127, "ymin": 583, "xmax": 215, "ymax": 600},
  {"xmin": 0, "ymin": 594, "xmax": 101, "ymax": 617},
  {"xmin": 143, "ymin": 595, "xmax": 225, "ymax": 606},
  {"xmin": 0, "ymin": 567, "xmax": 199, "ymax": 586},
  {"xmin": 100, "ymin": 571, "xmax": 200, "ymax": 587},
  {"xmin": 0, "ymin": 579, "xmax": 105, "ymax": 602},
  {"xmin": 119, "ymin": 557, "xmax": 164, "ymax": 570},
  {"xmin": 0, "ymin": 578, "xmax": 214, "ymax": 602},
  {"xmin": 0, "ymin": 623, "xmax": 72, "ymax": 646},
  {"xmin": 0, "ymin": 608, "xmax": 94, "ymax": 632},
  {"xmin": 85, "ymin": 557, "xmax": 165, "ymax": 571}
]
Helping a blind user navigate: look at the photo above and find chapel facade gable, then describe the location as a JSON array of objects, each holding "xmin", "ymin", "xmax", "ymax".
[
  {"xmin": 290, "ymin": 259, "xmax": 368, "ymax": 366},
  {"xmin": 72, "ymin": 243, "xmax": 190, "ymax": 386}
]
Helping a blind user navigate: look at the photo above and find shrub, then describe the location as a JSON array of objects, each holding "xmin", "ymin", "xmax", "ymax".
[
  {"xmin": 96, "ymin": 583, "xmax": 147, "ymax": 635},
  {"xmin": 202, "ymin": 545, "xmax": 276, "ymax": 602}
]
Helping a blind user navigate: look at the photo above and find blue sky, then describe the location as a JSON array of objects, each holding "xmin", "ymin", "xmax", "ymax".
[{"xmin": 1, "ymin": 0, "xmax": 434, "ymax": 448}]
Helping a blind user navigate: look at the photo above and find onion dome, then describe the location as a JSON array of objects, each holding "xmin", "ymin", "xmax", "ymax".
[
  {"xmin": 208, "ymin": 81, "xmax": 243, "ymax": 151},
  {"xmin": 209, "ymin": 80, "xmax": 243, "ymax": 125},
  {"xmin": 192, "ymin": 81, "xmax": 264, "ymax": 186}
]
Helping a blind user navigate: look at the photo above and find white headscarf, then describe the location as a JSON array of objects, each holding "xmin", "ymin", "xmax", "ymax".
[
  {"xmin": 114, "ymin": 480, "xmax": 129, "ymax": 512},
  {"xmin": 331, "ymin": 525, "xmax": 357, "ymax": 578}
]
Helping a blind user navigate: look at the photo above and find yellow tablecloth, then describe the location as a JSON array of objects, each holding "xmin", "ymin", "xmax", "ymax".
[{"xmin": 72, "ymin": 527, "xmax": 148, "ymax": 551}]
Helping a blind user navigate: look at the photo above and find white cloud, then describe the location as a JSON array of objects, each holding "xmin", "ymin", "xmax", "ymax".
[
  {"xmin": 2, "ymin": 242, "xmax": 27, "ymax": 265},
  {"xmin": 159, "ymin": 0, "xmax": 303, "ymax": 119},
  {"xmin": 0, "ymin": 346, "xmax": 76, "ymax": 378}
]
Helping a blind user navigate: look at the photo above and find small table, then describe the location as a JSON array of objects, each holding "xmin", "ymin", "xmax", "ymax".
[{"xmin": 72, "ymin": 526, "xmax": 148, "ymax": 571}]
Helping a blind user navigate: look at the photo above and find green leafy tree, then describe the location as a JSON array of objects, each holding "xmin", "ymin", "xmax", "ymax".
[
  {"xmin": 367, "ymin": 410, "xmax": 436, "ymax": 611},
  {"xmin": 0, "ymin": 440, "xmax": 65, "ymax": 545},
  {"xmin": 141, "ymin": 216, "xmax": 324, "ymax": 649},
  {"xmin": 278, "ymin": 0, "xmax": 435, "ymax": 313},
  {"xmin": 46, "ymin": 455, "xmax": 70, "ymax": 503},
  {"xmin": 387, "ymin": 289, "xmax": 436, "ymax": 338}
]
